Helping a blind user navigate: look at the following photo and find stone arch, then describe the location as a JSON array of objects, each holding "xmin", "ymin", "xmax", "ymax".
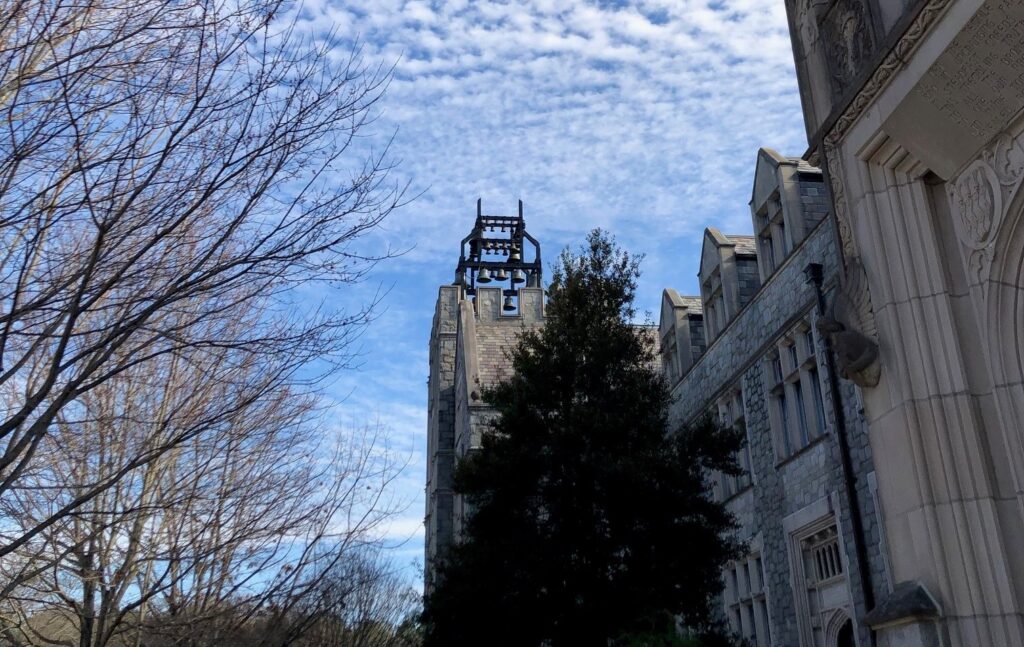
[
  {"xmin": 985, "ymin": 177, "xmax": 1024, "ymax": 533},
  {"xmin": 823, "ymin": 608, "xmax": 855, "ymax": 647},
  {"xmin": 987, "ymin": 183, "xmax": 1024, "ymax": 392}
]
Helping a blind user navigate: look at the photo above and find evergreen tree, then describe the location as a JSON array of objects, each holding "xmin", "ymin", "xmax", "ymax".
[{"xmin": 423, "ymin": 230, "xmax": 744, "ymax": 646}]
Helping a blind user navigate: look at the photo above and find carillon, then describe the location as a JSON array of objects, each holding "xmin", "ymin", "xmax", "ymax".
[{"xmin": 455, "ymin": 199, "xmax": 542, "ymax": 314}]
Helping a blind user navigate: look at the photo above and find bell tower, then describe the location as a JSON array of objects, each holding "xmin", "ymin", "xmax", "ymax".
[{"xmin": 424, "ymin": 200, "xmax": 544, "ymax": 592}]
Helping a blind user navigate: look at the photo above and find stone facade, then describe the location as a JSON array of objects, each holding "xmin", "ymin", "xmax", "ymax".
[
  {"xmin": 786, "ymin": 1, "xmax": 1024, "ymax": 644},
  {"xmin": 661, "ymin": 150, "xmax": 888, "ymax": 647},
  {"xmin": 424, "ymin": 285, "xmax": 544, "ymax": 592}
]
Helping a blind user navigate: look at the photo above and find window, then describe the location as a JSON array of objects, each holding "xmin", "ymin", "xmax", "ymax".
[
  {"xmin": 810, "ymin": 530, "xmax": 844, "ymax": 583},
  {"xmin": 723, "ymin": 547, "xmax": 772, "ymax": 647},
  {"xmin": 765, "ymin": 322, "xmax": 828, "ymax": 460},
  {"xmin": 754, "ymin": 192, "xmax": 789, "ymax": 280},
  {"xmin": 787, "ymin": 510, "xmax": 853, "ymax": 647},
  {"xmin": 803, "ymin": 329, "xmax": 815, "ymax": 356},
  {"xmin": 702, "ymin": 269, "xmax": 726, "ymax": 341},
  {"xmin": 760, "ymin": 233, "xmax": 776, "ymax": 271},
  {"xmin": 716, "ymin": 387, "xmax": 752, "ymax": 500},
  {"xmin": 793, "ymin": 380, "xmax": 809, "ymax": 446},
  {"xmin": 661, "ymin": 335, "xmax": 680, "ymax": 383},
  {"xmin": 809, "ymin": 367, "xmax": 827, "ymax": 436}
]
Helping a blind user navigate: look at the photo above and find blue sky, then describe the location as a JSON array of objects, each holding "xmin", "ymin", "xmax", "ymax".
[{"xmin": 294, "ymin": 0, "xmax": 809, "ymax": 587}]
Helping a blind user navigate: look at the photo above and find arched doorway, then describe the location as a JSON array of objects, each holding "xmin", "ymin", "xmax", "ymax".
[
  {"xmin": 836, "ymin": 619, "xmax": 855, "ymax": 647},
  {"xmin": 823, "ymin": 609, "xmax": 856, "ymax": 647}
]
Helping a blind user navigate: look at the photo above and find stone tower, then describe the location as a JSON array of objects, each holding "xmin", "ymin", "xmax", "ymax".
[{"xmin": 424, "ymin": 201, "xmax": 545, "ymax": 592}]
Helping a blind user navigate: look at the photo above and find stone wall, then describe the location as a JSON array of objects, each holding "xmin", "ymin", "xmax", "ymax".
[
  {"xmin": 426, "ymin": 286, "xmax": 545, "ymax": 586},
  {"xmin": 424, "ymin": 285, "xmax": 460, "ymax": 591},
  {"xmin": 798, "ymin": 175, "xmax": 831, "ymax": 233},
  {"xmin": 736, "ymin": 256, "xmax": 762, "ymax": 308},
  {"xmin": 670, "ymin": 218, "xmax": 888, "ymax": 647}
]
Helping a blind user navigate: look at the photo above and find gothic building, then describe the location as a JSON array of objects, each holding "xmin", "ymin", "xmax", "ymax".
[
  {"xmin": 659, "ymin": 147, "xmax": 884, "ymax": 647},
  {"xmin": 784, "ymin": 1, "xmax": 1024, "ymax": 645},
  {"xmin": 660, "ymin": 149, "xmax": 887, "ymax": 647},
  {"xmin": 426, "ymin": 2, "xmax": 1024, "ymax": 646}
]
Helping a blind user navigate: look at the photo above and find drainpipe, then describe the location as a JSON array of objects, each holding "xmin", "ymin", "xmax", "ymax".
[{"xmin": 804, "ymin": 262, "xmax": 876, "ymax": 646}]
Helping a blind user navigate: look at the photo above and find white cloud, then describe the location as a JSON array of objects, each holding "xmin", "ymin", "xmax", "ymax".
[{"xmin": 286, "ymin": 0, "xmax": 806, "ymax": 588}]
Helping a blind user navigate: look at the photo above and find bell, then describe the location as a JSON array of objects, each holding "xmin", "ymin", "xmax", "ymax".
[
  {"xmin": 495, "ymin": 268, "xmax": 508, "ymax": 282},
  {"xmin": 511, "ymin": 269, "xmax": 526, "ymax": 284},
  {"xmin": 509, "ymin": 247, "xmax": 521, "ymax": 262},
  {"xmin": 503, "ymin": 295, "xmax": 516, "ymax": 312},
  {"xmin": 477, "ymin": 267, "xmax": 492, "ymax": 283}
]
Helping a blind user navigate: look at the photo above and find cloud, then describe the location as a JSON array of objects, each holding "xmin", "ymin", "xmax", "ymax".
[{"xmin": 286, "ymin": 0, "xmax": 806, "ymax": 589}]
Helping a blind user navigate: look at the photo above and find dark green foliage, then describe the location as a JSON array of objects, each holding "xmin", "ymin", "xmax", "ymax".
[{"xmin": 423, "ymin": 230, "xmax": 744, "ymax": 646}]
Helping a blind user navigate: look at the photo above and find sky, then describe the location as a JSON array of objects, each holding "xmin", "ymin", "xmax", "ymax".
[{"xmin": 294, "ymin": 0, "xmax": 809, "ymax": 588}]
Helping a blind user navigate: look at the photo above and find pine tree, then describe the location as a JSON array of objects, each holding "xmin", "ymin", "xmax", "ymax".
[{"xmin": 423, "ymin": 230, "xmax": 744, "ymax": 646}]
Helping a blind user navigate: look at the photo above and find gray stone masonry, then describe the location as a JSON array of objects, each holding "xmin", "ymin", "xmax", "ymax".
[
  {"xmin": 425, "ymin": 285, "xmax": 459, "ymax": 592},
  {"xmin": 798, "ymin": 175, "xmax": 830, "ymax": 235},
  {"xmin": 736, "ymin": 256, "xmax": 761, "ymax": 308},
  {"xmin": 669, "ymin": 217, "xmax": 888, "ymax": 647},
  {"xmin": 425, "ymin": 286, "xmax": 544, "ymax": 588}
]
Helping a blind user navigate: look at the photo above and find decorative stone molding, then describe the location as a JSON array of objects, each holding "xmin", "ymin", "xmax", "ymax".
[
  {"xmin": 824, "ymin": 608, "xmax": 854, "ymax": 645},
  {"xmin": 822, "ymin": 0, "xmax": 876, "ymax": 97},
  {"xmin": 948, "ymin": 132, "xmax": 1024, "ymax": 284},
  {"xmin": 817, "ymin": 258, "xmax": 881, "ymax": 388},
  {"xmin": 822, "ymin": 0, "xmax": 956, "ymax": 260}
]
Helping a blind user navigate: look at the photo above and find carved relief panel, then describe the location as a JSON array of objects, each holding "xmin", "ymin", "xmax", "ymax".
[
  {"xmin": 820, "ymin": 0, "xmax": 879, "ymax": 100},
  {"xmin": 948, "ymin": 132, "xmax": 1024, "ymax": 285}
]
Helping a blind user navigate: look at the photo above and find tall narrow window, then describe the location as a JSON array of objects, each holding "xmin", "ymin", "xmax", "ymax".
[
  {"xmin": 792, "ymin": 381, "xmax": 809, "ymax": 445},
  {"xmin": 803, "ymin": 329, "xmax": 815, "ymax": 357},
  {"xmin": 717, "ymin": 388, "xmax": 751, "ymax": 497},
  {"xmin": 767, "ymin": 320, "xmax": 828, "ymax": 459},
  {"xmin": 778, "ymin": 392, "xmax": 791, "ymax": 455},
  {"xmin": 809, "ymin": 367, "xmax": 826, "ymax": 435},
  {"xmin": 723, "ymin": 549, "xmax": 771, "ymax": 647}
]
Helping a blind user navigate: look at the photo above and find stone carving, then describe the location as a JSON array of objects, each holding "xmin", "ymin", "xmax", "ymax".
[
  {"xmin": 794, "ymin": 0, "xmax": 820, "ymax": 55},
  {"xmin": 817, "ymin": 258, "xmax": 881, "ymax": 387},
  {"xmin": 823, "ymin": 0, "xmax": 956, "ymax": 261},
  {"xmin": 822, "ymin": 0, "xmax": 875, "ymax": 96},
  {"xmin": 949, "ymin": 133, "xmax": 1024, "ymax": 283}
]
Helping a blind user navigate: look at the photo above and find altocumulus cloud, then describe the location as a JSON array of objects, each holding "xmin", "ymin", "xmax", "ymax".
[{"xmin": 291, "ymin": 0, "xmax": 809, "ymax": 587}]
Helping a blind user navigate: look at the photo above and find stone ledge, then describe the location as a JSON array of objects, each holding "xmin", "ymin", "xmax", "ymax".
[{"xmin": 864, "ymin": 581, "xmax": 941, "ymax": 629}]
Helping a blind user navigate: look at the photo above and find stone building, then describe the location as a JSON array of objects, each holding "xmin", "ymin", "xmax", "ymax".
[
  {"xmin": 660, "ymin": 149, "xmax": 888, "ymax": 647},
  {"xmin": 424, "ymin": 203, "xmax": 545, "ymax": 593},
  {"xmin": 426, "ymin": 3, "xmax": 1024, "ymax": 646},
  {"xmin": 784, "ymin": 1, "xmax": 1024, "ymax": 645}
]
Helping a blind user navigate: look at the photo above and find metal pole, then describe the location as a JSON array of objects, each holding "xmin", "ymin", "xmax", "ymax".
[{"xmin": 804, "ymin": 262, "xmax": 876, "ymax": 646}]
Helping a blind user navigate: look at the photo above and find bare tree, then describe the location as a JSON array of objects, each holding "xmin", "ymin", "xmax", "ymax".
[
  {"xmin": 0, "ymin": 0, "xmax": 403, "ymax": 568},
  {"xmin": 0, "ymin": 334, "xmax": 406, "ymax": 647},
  {"xmin": 286, "ymin": 548, "xmax": 423, "ymax": 647}
]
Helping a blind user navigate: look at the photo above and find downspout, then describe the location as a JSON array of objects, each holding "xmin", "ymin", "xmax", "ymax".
[{"xmin": 804, "ymin": 262, "xmax": 876, "ymax": 647}]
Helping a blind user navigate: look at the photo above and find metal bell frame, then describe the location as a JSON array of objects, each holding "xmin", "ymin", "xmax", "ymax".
[{"xmin": 455, "ymin": 199, "xmax": 542, "ymax": 312}]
